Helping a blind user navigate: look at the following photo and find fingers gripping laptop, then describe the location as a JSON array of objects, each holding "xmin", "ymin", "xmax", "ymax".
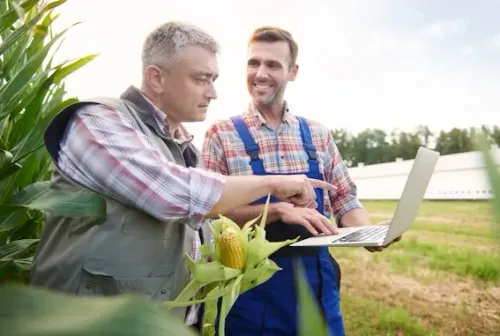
[{"xmin": 291, "ymin": 146, "xmax": 440, "ymax": 248}]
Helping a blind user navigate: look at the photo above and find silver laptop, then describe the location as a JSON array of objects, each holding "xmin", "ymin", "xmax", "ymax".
[{"xmin": 290, "ymin": 146, "xmax": 440, "ymax": 248}]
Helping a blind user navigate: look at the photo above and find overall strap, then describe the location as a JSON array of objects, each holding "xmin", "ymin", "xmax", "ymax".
[
  {"xmin": 296, "ymin": 116, "xmax": 320, "ymax": 175},
  {"xmin": 229, "ymin": 116, "xmax": 266, "ymax": 175}
]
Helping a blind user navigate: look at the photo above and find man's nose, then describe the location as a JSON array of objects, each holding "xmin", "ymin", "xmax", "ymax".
[
  {"xmin": 206, "ymin": 83, "xmax": 217, "ymax": 100},
  {"xmin": 256, "ymin": 64, "xmax": 269, "ymax": 79}
]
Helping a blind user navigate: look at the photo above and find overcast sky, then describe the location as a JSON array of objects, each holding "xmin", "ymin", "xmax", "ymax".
[{"xmin": 53, "ymin": 0, "xmax": 500, "ymax": 148}]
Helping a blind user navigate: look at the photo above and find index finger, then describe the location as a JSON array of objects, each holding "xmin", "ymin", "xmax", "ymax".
[{"xmin": 308, "ymin": 178, "xmax": 337, "ymax": 191}]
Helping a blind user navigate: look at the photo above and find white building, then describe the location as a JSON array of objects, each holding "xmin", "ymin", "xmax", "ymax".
[{"xmin": 347, "ymin": 145, "xmax": 500, "ymax": 200}]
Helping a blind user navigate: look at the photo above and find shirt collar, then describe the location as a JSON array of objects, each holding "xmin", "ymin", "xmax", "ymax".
[
  {"xmin": 139, "ymin": 92, "xmax": 194, "ymax": 145},
  {"xmin": 246, "ymin": 100, "xmax": 294, "ymax": 129}
]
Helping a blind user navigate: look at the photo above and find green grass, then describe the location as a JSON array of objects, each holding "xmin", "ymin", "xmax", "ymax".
[
  {"xmin": 376, "ymin": 238, "xmax": 500, "ymax": 282},
  {"xmin": 362, "ymin": 200, "xmax": 495, "ymax": 221},
  {"xmin": 332, "ymin": 200, "xmax": 500, "ymax": 335},
  {"xmin": 411, "ymin": 222, "xmax": 493, "ymax": 239},
  {"xmin": 341, "ymin": 293, "xmax": 437, "ymax": 336}
]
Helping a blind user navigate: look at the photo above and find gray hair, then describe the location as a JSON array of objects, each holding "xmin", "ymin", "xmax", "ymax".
[{"xmin": 141, "ymin": 21, "xmax": 220, "ymax": 69}]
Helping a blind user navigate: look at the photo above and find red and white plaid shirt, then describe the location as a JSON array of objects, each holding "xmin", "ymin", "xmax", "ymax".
[
  {"xmin": 57, "ymin": 94, "xmax": 221, "ymax": 325},
  {"xmin": 202, "ymin": 102, "xmax": 362, "ymax": 225}
]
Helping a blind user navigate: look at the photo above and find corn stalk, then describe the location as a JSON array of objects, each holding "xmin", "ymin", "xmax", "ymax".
[{"xmin": 0, "ymin": 0, "xmax": 105, "ymax": 284}]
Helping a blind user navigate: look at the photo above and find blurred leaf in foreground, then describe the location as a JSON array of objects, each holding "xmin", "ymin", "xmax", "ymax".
[
  {"xmin": 475, "ymin": 133, "xmax": 500, "ymax": 242},
  {"xmin": 0, "ymin": 285, "xmax": 196, "ymax": 336}
]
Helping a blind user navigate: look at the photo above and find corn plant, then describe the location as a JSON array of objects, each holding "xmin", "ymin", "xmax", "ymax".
[
  {"xmin": 164, "ymin": 195, "xmax": 299, "ymax": 336},
  {"xmin": 0, "ymin": 0, "xmax": 106, "ymax": 284}
]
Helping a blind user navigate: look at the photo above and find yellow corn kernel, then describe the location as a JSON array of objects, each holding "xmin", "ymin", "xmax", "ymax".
[{"xmin": 219, "ymin": 227, "xmax": 245, "ymax": 270}]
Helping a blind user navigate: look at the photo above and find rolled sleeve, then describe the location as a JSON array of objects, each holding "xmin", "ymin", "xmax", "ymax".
[{"xmin": 323, "ymin": 130, "xmax": 363, "ymax": 225}]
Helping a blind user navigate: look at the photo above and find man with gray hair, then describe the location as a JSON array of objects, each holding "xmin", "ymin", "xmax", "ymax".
[{"xmin": 31, "ymin": 21, "xmax": 335, "ymax": 332}]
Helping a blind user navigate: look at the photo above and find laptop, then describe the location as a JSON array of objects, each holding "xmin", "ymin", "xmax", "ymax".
[{"xmin": 290, "ymin": 146, "xmax": 440, "ymax": 248}]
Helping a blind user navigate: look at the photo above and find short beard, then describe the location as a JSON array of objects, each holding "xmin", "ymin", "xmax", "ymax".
[{"xmin": 254, "ymin": 87, "xmax": 285, "ymax": 109}]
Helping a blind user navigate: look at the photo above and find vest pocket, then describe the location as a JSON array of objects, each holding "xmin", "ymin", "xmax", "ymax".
[{"xmin": 77, "ymin": 258, "xmax": 175, "ymax": 302}]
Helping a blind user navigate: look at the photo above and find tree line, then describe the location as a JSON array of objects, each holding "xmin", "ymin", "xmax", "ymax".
[{"xmin": 331, "ymin": 125, "xmax": 500, "ymax": 168}]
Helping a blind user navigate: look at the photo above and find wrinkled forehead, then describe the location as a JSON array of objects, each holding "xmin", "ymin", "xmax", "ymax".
[
  {"xmin": 174, "ymin": 44, "xmax": 219, "ymax": 77},
  {"xmin": 247, "ymin": 41, "xmax": 291, "ymax": 65}
]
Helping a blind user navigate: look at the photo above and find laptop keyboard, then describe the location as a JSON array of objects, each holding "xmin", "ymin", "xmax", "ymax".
[{"xmin": 337, "ymin": 225, "xmax": 389, "ymax": 243}]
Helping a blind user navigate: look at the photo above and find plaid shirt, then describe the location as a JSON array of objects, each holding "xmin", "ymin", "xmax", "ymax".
[
  {"xmin": 57, "ymin": 94, "xmax": 220, "ymax": 325},
  {"xmin": 202, "ymin": 102, "xmax": 362, "ymax": 225}
]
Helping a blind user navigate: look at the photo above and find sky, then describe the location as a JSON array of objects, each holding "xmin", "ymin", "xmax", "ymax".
[{"xmin": 53, "ymin": 0, "xmax": 500, "ymax": 149}]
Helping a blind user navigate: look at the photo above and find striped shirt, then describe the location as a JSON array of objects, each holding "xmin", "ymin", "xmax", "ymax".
[
  {"xmin": 202, "ymin": 102, "xmax": 362, "ymax": 225},
  {"xmin": 56, "ymin": 97, "xmax": 222, "ymax": 325}
]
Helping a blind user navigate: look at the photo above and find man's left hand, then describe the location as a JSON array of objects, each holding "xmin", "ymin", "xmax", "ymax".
[{"xmin": 364, "ymin": 220, "xmax": 402, "ymax": 253}]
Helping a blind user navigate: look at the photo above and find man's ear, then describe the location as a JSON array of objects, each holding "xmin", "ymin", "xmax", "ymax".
[
  {"xmin": 144, "ymin": 65, "xmax": 164, "ymax": 94},
  {"xmin": 289, "ymin": 63, "xmax": 299, "ymax": 81}
]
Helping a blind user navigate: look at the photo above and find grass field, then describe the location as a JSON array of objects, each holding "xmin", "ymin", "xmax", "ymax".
[{"xmin": 331, "ymin": 200, "xmax": 500, "ymax": 336}]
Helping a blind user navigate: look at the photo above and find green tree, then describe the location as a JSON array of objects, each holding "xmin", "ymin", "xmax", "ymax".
[
  {"xmin": 490, "ymin": 125, "xmax": 500, "ymax": 145},
  {"xmin": 392, "ymin": 130, "xmax": 423, "ymax": 160},
  {"xmin": 435, "ymin": 128, "xmax": 473, "ymax": 155},
  {"xmin": 331, "ymin": 128, "xmax": 354, "ymax": 166}
]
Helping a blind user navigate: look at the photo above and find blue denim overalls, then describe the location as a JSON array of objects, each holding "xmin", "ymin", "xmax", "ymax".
[{"xmin": 216, "ymin": 115, "xmax": 345, "ymax": 336}]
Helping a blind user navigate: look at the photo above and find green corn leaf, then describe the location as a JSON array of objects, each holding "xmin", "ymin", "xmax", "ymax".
[
  {"xmin": 166, "ymin": 281, "xmax": 235, "ymax": 308},
  {"xmin": 0, "ymin": 285, "xmax": 197, "ymax": 336},
  {"xmin": 295, "ymin": 262, "xmax": 329, "ymax": 336},
  {"xmin": 0, "ymin": 25, "xmax": 71, "ymax": 120},
  {"xmin": 475, "ymin": 133, "xmax": 500, "ymax": 241},
  {"xmin": 239, "ymin": 259, "xmax": 281, "ymax": 295},
  {"xmin": 245, "ymin": 227, "xmax": 298, "ymax": 268},
  {"xmin": 200, "ymin": 241, "xmax": 215, "ymax": 257},
  {"xmin": 1, "ymin": 30, "xmax": 30, "ymax": 80},
  {"xmin": 0, "ymin": 238, "xmax": 38, "ymax": 260},
  {"xmin": 0, "ymin": 209, "xmax": 25, "ymax": 233},
  {"xmin": 2, "ymin": 181, "xmax": 106, "ymax": 218},
  {"xmin": 167, "ymin": 279, "xmax": 204, "ymax": 305},
  {"xmin": 0, "ymin": 0, "xmax": 67, "ymax": 57},
  {"xmin": 0, "ymin": 162, "xmax": 22, "ymax": 180},
  {"xmin": 0, "ymin": 0, "xmax": 39, "ymax": 33},
  {"xmin": 13, "ymin": 55, "xmax": 96, "ymax": 138},
  {"xmin": 217, "ymin": 274, "xmax": 244, "ymax": 336},
  {"xmin": 185, "ymin": 254, "xmax": 242, "ymax": 284},
  {"xmin": 0, "ymin": 149, "xmax": 14, "ymax": 171},
  {"xmin": 203, "ymin": 301, "xmax": 217, "ymax": 336},
  {"xmin": 259, "ymin": 193, "xmax": 271, "ymax": 228},
  {"xmin": 0, "ymin": 260, "xmax": 15, "ymax": 280},
  {"xmin": 25, "ymin": 11, "xmax": 55, "ymax": 61},
  {"xmin": 52, "ymin": 54, "xmax": 98, "ymax": 83},
  {"xmin": 242, "ymin": 214, "xmax": 261, "ymax": 231}
]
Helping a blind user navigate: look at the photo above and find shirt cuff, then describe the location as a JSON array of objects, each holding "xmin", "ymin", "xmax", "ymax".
[
  {"xmin": 186, "ymin": 168, "xmax": 226, "ymax": 230},
  {"xmin": 334, "ymin": 196, "xmax": 363, "ymax": 227}
]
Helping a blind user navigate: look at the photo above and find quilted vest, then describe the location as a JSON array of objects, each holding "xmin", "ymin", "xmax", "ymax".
[{"xmin": 31, "ymin": 86, "xmax": 204, "ymax": 321}]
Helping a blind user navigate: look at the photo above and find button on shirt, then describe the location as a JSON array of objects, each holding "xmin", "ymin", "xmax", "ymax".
[
  {"xmin": 202, "ymin": 102, "xmax": 362, "ymax": 224},
  {"xmin": 57, "ymin": 93, "xmax": 218, "ymax": 325}
]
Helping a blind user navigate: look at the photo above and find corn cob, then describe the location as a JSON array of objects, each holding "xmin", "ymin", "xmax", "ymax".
[{"xmin": 219, "ymin": 226, "xmax": 245, "ymax": 270}]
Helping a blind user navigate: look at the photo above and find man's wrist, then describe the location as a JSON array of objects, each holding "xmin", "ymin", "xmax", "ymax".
[
  {"xmin": 261, "ymin": 175, "xmax": 279, "ymax": 196},
  {"xmin": 269, "ymin": 202, "xmax": 285, "ymax": 221}
]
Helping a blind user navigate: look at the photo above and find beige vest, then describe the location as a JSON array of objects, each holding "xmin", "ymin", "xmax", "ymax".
[{"xmin": 31, "ymin": 86, "xmax": 204, "ymax": 321}]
